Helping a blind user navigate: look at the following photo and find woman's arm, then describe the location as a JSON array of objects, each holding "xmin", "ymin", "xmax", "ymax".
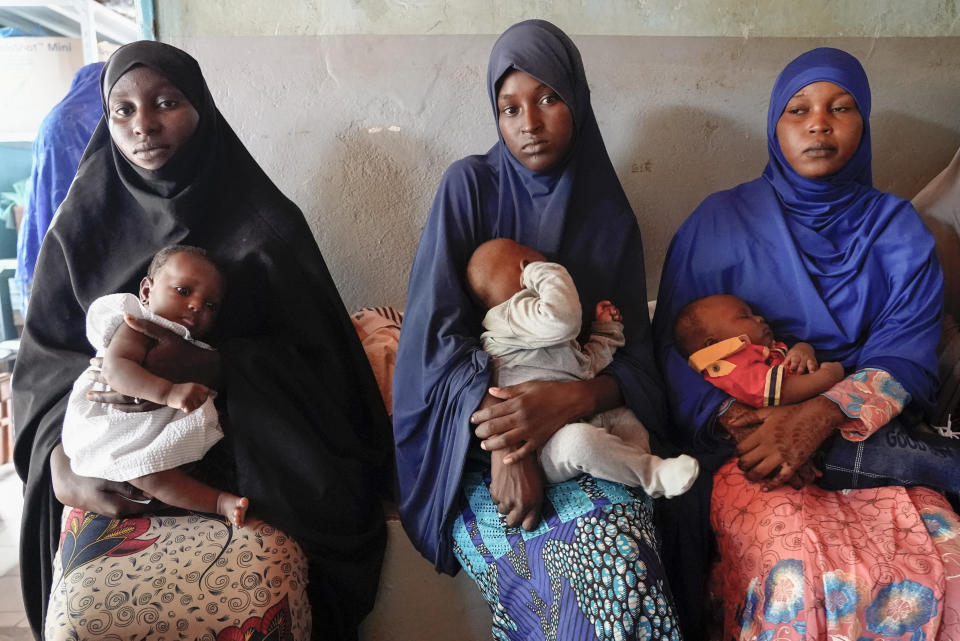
[
  {"xmin": 490, "ymin": 447, "xmax": 544, "ymax": 530},
  {"xmin": 133, "ymin": 315, "xmax": 221, "ymax": 386},
  {"xmin": 101, "ymin": 323, "xmax": 173, "ymax": 402},
  {"xmin": 479, "ymin": 392, "xmax": 545, "ymax": 530},
  {"xmin": 472, "ymin": 375, "xmax": 622, "ymax": 463},
  {"xmin": 50, "ymin": 444, "xmax": 154, "ymax": 516}
]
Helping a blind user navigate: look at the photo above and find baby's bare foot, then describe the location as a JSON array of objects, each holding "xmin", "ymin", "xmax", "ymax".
[{"xmin": 218, "ymin": 494, "xmax": 249, "ymax": 527}]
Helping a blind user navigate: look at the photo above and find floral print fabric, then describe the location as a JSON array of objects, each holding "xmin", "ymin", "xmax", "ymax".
[
  {"xmin": 711, "ymin": 460, "xmax": 960, "ymax": 640},
  {"xmin": 824, "ymin": 368, "xmax": 911, "ymax": 442},
  {"xmin": 45, "ymin": 508, "xmax": 311, "ymax": 641}
]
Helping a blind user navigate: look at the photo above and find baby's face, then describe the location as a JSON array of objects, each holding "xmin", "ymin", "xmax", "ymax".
[
  {"xmin": 140, "ymin": 252, "xmax": 223, "ymax": 338},
  {"xmin": 698, "ymin": 295, "xmax": 773, "ymax": 349}
]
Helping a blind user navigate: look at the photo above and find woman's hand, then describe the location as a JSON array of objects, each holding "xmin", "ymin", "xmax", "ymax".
[
  {"xmin": 472, "ymin": 377, "xmax": 618, "ymax": 464},
  {"xmin": 734, "ymin": 396, "xmax": 845, "ymax": 489},
  {"xmin": 50, "ymin": 444, "xmax": 155, "ymax": 517},
  {"xmin": 489, "ymin": 447, "xmax": 544, "ymax": 531},
  {"xmin": 719, "ymin": 401, "xmax": 825, "ymax": 489},
  {"xmin": 127, "ymin": 315, "xmax": 221, "ymax": 386}
]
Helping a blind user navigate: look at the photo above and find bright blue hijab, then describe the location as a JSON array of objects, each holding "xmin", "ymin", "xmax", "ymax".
[
  {"xmin": 652, "ymin": 47, "xmax": 943, "ymax": 467},
  {"xmin": 394, "ymin": 20, "xmax": 666, "ymax": 573},
  {"xmin": 16, "ymin": 62, "xmax": 104, "ymax": 313}
]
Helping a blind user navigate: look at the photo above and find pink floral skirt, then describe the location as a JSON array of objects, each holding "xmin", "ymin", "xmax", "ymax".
[{"xmin": 711, "ymin": 460, "xmax": 960, "ymax": 640}]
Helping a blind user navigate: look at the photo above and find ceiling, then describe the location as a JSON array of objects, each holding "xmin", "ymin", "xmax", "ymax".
[{"xmin": 0, "ymin": 0, "xmax": 138, "ymax": 44}]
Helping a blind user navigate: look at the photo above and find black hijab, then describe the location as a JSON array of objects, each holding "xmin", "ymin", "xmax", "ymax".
[{"xmin": 13, "ymin": 41, "xmax": 390, "ymax": 641}]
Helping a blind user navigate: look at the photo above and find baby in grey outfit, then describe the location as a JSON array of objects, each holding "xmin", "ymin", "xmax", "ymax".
[{"xmin": 467, "ymin": 238, "xmax": 698, "ymax": 498}]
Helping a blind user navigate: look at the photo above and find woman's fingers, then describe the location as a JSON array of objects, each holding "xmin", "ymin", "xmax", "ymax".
[
  {"xmin": 86, "ymin": 389, "xmax": 159, "ymax": 412},
  {"xmin": 735, "ymin": 427, "xmax": 763, "ymax": 456},
  {"xmin": 90, "ymin": 491, "xmax": 152, "ymax": 518},
  {"xmin": 742, "ymin": 454, "xmax": 784, "ymax": 482},
  {"xmin": 470, "ymin": 388, "xmax": 521, "ymax": 427},
  {"xmin": 479, "ymin": 428, "xmax": 524, "ymax": 451},
  {"xmin": 760, "ymin": 463, "xmax": 796, "ymax": 490},
  {"xmin": 473, "ymin": 412, "xmax": 516, "ymax": 439},
  {"xmin": 101, "ymin": 479, "xmax": 147, "ymax": 501},
  {"xmin": 785, "ymin": 461, "xmax": 820, "ymax": 489},
  {"xmin": 502, "ymin": 498, "xmax": 541, "ymax": 530},
  {"xmin": 86, "ymin": 389, "xmax": 131, "ymax": 405},
  {"xmin": 735, "ymin": 434, "xmax": 784, "ymax": 481},
  {"xmin": 521, "ymin": 506, "xmax": 541, "ymax": 531},
  {"xmin": 116, "ymin": 400, "xmax": 162, "ymax": 412}
]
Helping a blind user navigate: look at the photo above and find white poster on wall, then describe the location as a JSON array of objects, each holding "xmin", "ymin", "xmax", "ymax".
[{"xmin": 0, "ymin": 37, "xmax": 83, "ymax": 142}]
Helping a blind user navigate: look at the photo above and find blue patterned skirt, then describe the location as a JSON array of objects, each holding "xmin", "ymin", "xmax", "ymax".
[{"xmin": 451, "ymin": 465, "xmax": 682, "ymax": 641}]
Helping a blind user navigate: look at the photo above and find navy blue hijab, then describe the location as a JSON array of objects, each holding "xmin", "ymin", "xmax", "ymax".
[
  {"xmin": 393, "ymin": 19, "xmax": 666, "ymax": 573},
  {"xmin": 652, "ymin": 47, "xmax": 943, "ymax": 465}
]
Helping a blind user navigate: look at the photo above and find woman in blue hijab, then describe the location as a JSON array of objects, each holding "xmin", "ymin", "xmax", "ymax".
[
  {"xmin": 653, "ymin": 48, "xmax": 960, "ymax": 637},
  {"xmin": 17, "ymin": 62, "xmax": 104, "ymax": 312},
  {"xmin": 394, "ymin": 19, "xmax": 682, "ymax": 640}
]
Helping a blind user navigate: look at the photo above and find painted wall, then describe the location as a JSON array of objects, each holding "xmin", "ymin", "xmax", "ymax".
[
  {"xmin": 157, "ymin": 1, "xmax": 960, "ymax": 37},
  {"xmin": 155, "ymin": 3, "xmax": 960, "ymax": 311}
]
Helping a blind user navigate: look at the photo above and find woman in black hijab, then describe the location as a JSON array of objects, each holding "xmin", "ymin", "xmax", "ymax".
[{"xmin": 14, "ymin": 41, "xmax": 390, "ymax": 641}]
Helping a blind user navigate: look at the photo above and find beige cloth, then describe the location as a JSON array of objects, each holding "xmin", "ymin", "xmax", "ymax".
[{"xmin": 351, "ymin": 306, "xmax": 402, "ymax": 414}]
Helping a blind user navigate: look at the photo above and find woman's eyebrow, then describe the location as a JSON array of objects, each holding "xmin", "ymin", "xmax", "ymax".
[
  {"xmin": 110, "ymin": 84, "xmax": 182, "ymax": 100},
  {"xmin": 498, "ymin": 84, "xmax": 551, "ymax": 101},
  {"xmin": 789, "ymin": 88, "xmax": 852, "ymax": 99}
]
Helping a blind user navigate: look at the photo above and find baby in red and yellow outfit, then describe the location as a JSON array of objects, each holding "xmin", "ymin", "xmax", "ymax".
[{"xmin": 674, "ymin": 294, "xmax": 844, "ymax": 407}]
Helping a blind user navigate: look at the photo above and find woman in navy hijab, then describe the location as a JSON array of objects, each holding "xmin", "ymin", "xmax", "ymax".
[
  {"xmin": 653, "ymin": 48, "xmax": 960, "ymax": 637},
  {"xmin": 394, "ymin": 19, "xmax": 682, "ymax": 640}
]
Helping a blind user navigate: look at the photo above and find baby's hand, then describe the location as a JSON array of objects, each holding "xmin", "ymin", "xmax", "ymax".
[
  {"xmin": 784, "ymin": 342, "xmax": 817, "ymax": 374},
  {"xmin": 595, "ymin": 300, "xmax": 622, "ymax": 323},
  {"xmin": 165, "ymin": 382, "xmax": 210, "ymax": 413}
]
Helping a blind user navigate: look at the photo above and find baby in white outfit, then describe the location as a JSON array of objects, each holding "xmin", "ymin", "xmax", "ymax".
[
  {"xmin": 467, "ymin": 238, "xmax": 698, "ymax": 498},
  {"xmin": 62, "ymin": 245, "xmax": 248, "ymax": 526}
]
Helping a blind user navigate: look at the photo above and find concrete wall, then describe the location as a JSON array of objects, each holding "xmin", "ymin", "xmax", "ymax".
[{"xmin": 155, "ymin": 2, "xmax": 960, "ymax": 310}]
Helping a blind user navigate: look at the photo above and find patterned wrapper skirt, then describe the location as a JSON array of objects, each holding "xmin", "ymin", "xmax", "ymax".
[
  {"xmin": 452, "ymin": 465, "xmax": 682, "ymax": 641},
  {"xmin": 711, "ymin": 459, "xmax": 960, "ymax": 640},
  {"xmin": 45, "ymin": 507, "xmax": 311, "ymax": 641}
]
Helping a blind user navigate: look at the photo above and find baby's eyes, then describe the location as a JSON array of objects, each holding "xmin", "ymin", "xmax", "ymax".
[{"xmin": 175, "ymin": 286, "xmax": 190, "ymax": 296}]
